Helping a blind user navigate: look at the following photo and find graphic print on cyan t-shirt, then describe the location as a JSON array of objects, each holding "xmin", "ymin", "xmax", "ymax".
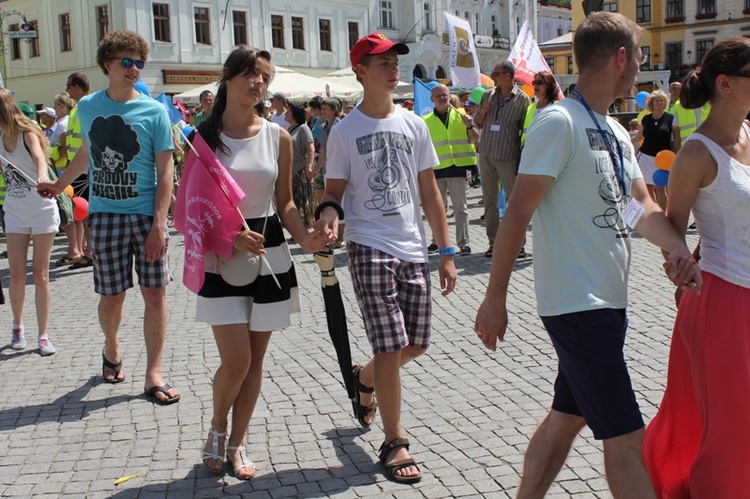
[
  {"xmin": 88, "ymin": 115, "xmax": 142, "ymax": 201},
  {"xmin": 586, "ymin": 127, "xmax": 633, "ymax": 238},
  {"xmin": 356, "ymin": 131, "xmax": 413, "ymax": 214}
]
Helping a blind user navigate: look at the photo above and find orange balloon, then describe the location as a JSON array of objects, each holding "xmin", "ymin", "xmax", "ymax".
[
  {"xmin": 655, "ymin": 150, "xmax": 676, "ymax": 170},
  {"xmin": 64, "ymin": 185, "xmax": 74, "ymax": 198},
  {"xmin": 522, "ymin": 84, "xmax": 533, "ymax": 97}
]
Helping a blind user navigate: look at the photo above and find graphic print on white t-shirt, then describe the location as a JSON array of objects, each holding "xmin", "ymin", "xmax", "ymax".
[
  {"xmin": 356, "ymin": 131, "xmax": 414, "ymax": 214},
  {"xmin": 584, "ymin": 127, "xmax": 634, "ymax": 238}
]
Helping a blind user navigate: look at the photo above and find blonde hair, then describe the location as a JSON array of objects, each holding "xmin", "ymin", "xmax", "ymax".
[
  {"xmin": 0, "ymin": 88, "xmax": 50, "ymax": 159},
  {"xmin": 646, "ymin": 89, "xmax": 669, "ymax": 112},
  {"xmin": 449, "ymin": 95, "xmax": 461, "ymax": 109},
  {"xmin": 53, "ymin": 92, "xmax": 76, "ymax": 113}
]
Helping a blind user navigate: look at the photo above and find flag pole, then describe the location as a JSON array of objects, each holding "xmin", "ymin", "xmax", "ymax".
[
  {"xmin": 179, "ymin": 130, "xmax": 281, "ymax": 289},
  {"xmin": 0, "ymin": 154, "xmax": 38, "ymax": 186}
]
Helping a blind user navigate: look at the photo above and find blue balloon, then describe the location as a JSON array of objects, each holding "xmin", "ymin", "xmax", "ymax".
[
  {"xmin": 636, "ymin": 91, "xmax": 649, "ymax": 109},
  {"xmin": 427, "ymin": 81, "xmax": 439, "ymax": 90},
  {"xmin": 134, "ymin": 79, "xmax": 151, "ymax": 97},
  {"xmin": 652, "ymin": 169, "xmax": 669, "ymax": 187}
]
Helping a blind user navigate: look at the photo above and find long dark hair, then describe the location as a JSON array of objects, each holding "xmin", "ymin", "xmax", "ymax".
[
  {"xmin": 198, "ymin": 46, "xmax": 273, "ymax": 155},
  {"xmin": 680, "ymin": 37, "xmax": 750, "ymax": 109}
]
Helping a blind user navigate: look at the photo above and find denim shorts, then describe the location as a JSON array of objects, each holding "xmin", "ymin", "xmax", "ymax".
[{"xmin": 541, "ymin": 308, "xmax": 644, "ymax": 440}]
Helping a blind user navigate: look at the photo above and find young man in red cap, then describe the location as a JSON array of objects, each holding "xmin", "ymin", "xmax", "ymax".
[{"xmin": 315, "ymin": 32, "xmax": 457, "ymax": 483}]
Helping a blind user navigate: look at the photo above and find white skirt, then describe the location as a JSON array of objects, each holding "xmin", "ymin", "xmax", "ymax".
[{"xmin": 638, "ymin": 152, "xmax": 659, "ymax": 186}]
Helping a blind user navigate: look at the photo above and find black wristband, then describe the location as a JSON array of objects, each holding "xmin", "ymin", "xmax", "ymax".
[{"xmin": 314, "ymin": 201, "xmax": 345, "ymax": 221}]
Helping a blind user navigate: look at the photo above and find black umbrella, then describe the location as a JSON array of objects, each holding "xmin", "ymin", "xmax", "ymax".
[
  {"xmin": 0, "ymin": 281, "xmax": 4, "ymax": 305},
  {"xmin": 314, "ymin": 250, "xmax": 355, "ymax": 401}
]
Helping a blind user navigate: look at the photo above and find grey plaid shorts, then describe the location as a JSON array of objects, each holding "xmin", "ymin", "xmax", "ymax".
[
  {"xmin": 346, "ymin": 241, "xmax": 432, "ymax": 354},
  {"xmin": 90, "ymin": 213, "xmax": 172, "ymax": 296}
]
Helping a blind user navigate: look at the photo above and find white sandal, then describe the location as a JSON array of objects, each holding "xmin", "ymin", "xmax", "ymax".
[
  {"xmin": 226, "ymin": 445, "xmax": 256, "ymax": 480},
  {"xmin": 201, "ymin": 428, "xmax": 226, "ymax": 473}
]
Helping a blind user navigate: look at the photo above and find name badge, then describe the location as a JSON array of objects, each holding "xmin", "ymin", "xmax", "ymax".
[
  {"xmin": 489, "ymin": 124, "xmax": 501, "ymax": 132},
  {"xmin": 623, "ymin": 198, "xmax": 644, "ymax": 229}
]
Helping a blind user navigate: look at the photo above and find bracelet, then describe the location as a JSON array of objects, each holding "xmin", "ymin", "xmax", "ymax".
[
  {"xmin": 314, "ymin": 200, "xmax": 345, "ymax": 221},
  {"xmin": 438, "ymin": 246, "xmax": 456, "ymax": 256}
]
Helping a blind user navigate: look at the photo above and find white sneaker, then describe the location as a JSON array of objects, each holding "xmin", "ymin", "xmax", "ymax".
[
  {"xmin": 11, "ymin": 326, "xmax": 26, "ymax": 350},
  {"xmin": 38, "ymin": 336, "xmax": 56, "ymax": 356}
]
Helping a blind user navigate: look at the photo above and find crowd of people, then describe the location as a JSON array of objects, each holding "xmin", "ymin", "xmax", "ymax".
[{"xmin": 1, "ymin": 12, "xmax": 748, "ymax": 494}]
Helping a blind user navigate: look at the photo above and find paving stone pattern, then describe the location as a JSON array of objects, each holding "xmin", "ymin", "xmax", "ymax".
[{"xmin": 0, "ymin": 188, "xmax": 698, "ymax": 498}]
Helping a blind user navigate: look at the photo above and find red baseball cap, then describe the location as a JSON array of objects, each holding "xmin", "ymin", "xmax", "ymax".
[{"xmin": 350, "ymin": 32, "xmax": 409, "ymax": 67}]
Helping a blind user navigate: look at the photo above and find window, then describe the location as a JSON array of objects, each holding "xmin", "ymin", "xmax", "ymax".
[
  {"xmin": 9, "ymin": 24, "xmax": 21, "ymax": 60},
  {"xmin": 603, "ymin": 2, "xmax": 618, "ymax": 11},
  {"xmin": 696, "ymin": 39, "xmax": 713, "ymax": 64},
  {"xmin": 271, "ymin": 15, "xmax": 284, "ymax": 48},
  {"xmin": 567, "ymin": 56, "xmax": 573, "ymax": 74},
  {"xmin": 291, "ymin": 17, "xmax": 304, "ymax": 50},
  {"xmin": 557, "ymin": 27, "xmax": 563, "ymax": 36},
  {"xmin": 380, "ymin": 1, "xmax": 394, "ymax": 29},
  {"xmin": 96, "ymin": 5, "xmax": 109, "ymax": 42},
  {"xmin": 475, "ymin": 13, "xmax": 480, "ymax": 34},
  {"xmin": 640, "ymin": 46, "xmax": 650, "ymax": 70},
  {"xmin": 29, "ymin": 21, "xmax": 40, "ymax": 58},
  {"xmin": 636, "ymin": 0, "xmax": 651, "ymax": 22},
  {"xmin": 545, "ymin": 57, "xmax": 555, "ymax": 73},
  {"xmin": 59, "ymin": 14, "xmax": 72, "ymax": 52},
  {"xmin": 194, "ymin": 7, "xmax": 211, "ymax": 45},
  {"xmin": 666, "ymin": 42, "xmax": 682, "ymax": 68},
  {"xmin": 697, "ymin": 0, "xmax": 716, "ymax": 15},
  {"xmin": 348, "ymin": 22, "xmax": 359, "ymax": 51},
  {"xmin": 423, "ymin": 3, "xmax": 433, "ymax": 31},
  {"xmin": 464, "ymin": 11, "xmax": 470, "ymax": 21},
  {"xmin": 491, "ymin": 15, "xmax": 498, "ymax": 34},
  {"xmin": 666, "ymin": 0, "xmax": 683, "ymax": 18},
  {"xmin": 319, "ymin": 19, "xmax": 332, "ymax": 52},
  {"xmin": 233, "ymin": 11, "xmax": 247, "ymax": 46},
  {"xmin": 436, "ymin": 66, "xmax": 446, "ymax": 79},
  {"xmin": 745, "ymin": 0, "xmax": 750, "ymax": 10},
  {"xmin": 153, "ymin": 3, "xmax": 171, "ymax": 42}
]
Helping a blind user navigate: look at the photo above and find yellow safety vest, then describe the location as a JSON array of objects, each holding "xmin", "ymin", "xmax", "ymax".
[
  {"xmin": 521, "ymin": 101, "xmax": 558, "ymax": 145},
  {"xmin": 65, "ymin": 106, "xmax": 84, "ymax": 163},
  {"xmin": 674, "ymin": 101, "xmax": 711, "ymax": 141},
  {"xmin": 424, "ymin": 109, "xmax": 476, "ymax": 170},
  {"xmin": 0, "ymin": 174, "xmax": 6, "ymax": 205}
]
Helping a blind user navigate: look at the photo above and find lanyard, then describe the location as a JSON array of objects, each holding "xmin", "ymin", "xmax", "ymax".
[{"xmin": 572, "ymin": 90, "xmax": 627, "ymax": 197}]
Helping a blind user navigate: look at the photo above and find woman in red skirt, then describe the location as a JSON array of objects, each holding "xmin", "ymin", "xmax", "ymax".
[{"xmin": 644, "ymin": 37, "xmax": 750, "ymax": 498}]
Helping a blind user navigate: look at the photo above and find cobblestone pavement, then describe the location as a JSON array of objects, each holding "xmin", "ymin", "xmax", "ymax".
[{"xmin": 0, "ymin": 187, "xmax": 699, "ymax": 498}]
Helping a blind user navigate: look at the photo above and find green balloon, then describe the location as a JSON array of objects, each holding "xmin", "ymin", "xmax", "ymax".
[{"xmin": 470, "ymin": 87, "xmax": 486, "ymax": 104}]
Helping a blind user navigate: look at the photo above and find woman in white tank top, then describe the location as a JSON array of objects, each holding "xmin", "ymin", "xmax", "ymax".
[
  {"xmin": 0, "ymin": 88, "xmax": 59, "ymax": 356},
  {"xmin": 643, "ymin": 38, "xmax": 750, "ymax": 497},
  {"xmin": 189, "ymin": 46, "xmax": 328, "ymax": 480}
]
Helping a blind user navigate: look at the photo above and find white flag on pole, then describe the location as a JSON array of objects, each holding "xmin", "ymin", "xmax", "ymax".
[
  {"xmin": 508, "ymin": 21, "xmax": 554, "ymax": 87},
  {"xmin": 443, "ymin": 12, "xmax": 481, "ymax": 88}
]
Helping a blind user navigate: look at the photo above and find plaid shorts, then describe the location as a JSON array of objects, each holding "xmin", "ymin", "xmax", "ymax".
[
  {"xmin": 347, "ymin": 241, "xmax": 432, "ymax": 354},
  {"xmin": 90, "ymin": 213, "xmax": 172, "ymax": 296}
]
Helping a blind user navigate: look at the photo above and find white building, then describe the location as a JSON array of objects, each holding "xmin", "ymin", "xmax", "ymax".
[
  {"xmin": 1, "ymin": 0, "xmax": 534, "ymax": 107},
  {"xmin": 536, "ymin": 0, "xmax": 571, "ymax": 44}
]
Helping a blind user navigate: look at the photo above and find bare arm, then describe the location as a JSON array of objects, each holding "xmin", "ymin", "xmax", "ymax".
[
  {"xmin": 672, "ymin": 124, "xmax": 682, "ymax": 151},
  {"xmin": 143, "ymin": 149, "xmax": 174, "ymax": 261},
  {"xmin": 474, "ymin": 173, "xmax": 553, "ymax": 351},
  {"xmin": 24, "ymin": 132, "xmax": 49, "ymax": 183},
  {"xmin": 37, "ymin": 140, "xmax": 91, "ymax": 198},
  {"xmin": 418, "ymin": 168, "xmax": 457, "ymax": 296},
  {"xmin": 304, "ymin": 140, "xmax": 315, "ymax": 176}
]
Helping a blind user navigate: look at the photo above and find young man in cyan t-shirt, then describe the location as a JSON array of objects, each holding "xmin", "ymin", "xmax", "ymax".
[
  {"xmin": 316, "ymin": 32, "xmax": 457, "ymax": 483},
  {"xmin": 38, "ymin": 30, "xmax": 178, "ymax": 405}
]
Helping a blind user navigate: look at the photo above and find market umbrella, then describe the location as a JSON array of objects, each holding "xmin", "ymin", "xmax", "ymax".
[{"xmin": 314, "ymin": 250, "xmax": 355, "ymax": 401}]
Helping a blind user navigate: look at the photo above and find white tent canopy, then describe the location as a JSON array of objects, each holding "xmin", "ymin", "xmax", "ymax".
[
  {"xmin": 173, "ymin": 65, "xmax": 362, "ymax": 104},
  {"xmin": 321, "ymin": 68, "xmax": 414, "ymax": 99}
]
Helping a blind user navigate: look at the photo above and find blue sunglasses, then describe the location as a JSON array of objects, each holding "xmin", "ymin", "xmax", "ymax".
[{"xmin": 115, "ymin": 57, "xmax": 145, "ymax": 70}]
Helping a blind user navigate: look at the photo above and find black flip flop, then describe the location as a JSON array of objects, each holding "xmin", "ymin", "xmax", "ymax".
[
  {"xmin": 145, "ymin": 384, "xmax": 180, "ymax": 405},
  {"xmin": 102, "ymin": 349, "xmax": 124, "ymax": 384}
]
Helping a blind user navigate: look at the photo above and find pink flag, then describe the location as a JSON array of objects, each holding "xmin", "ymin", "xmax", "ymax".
[
  {"xmin": 174, "ymin": 99, "xmax": 189, "ymax": 120},
  {"xmin": 174, "ymin": 133, "xmax": 246, "ymax": 294}
]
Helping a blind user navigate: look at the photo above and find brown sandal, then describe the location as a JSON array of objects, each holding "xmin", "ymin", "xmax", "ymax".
[
  {"xmin": 351, "ymin": 364, "xmax": 377, "ymax": 428},
  {"xmin": 378, "ymin": 437, "xmax": 421, "ymax": 484}
]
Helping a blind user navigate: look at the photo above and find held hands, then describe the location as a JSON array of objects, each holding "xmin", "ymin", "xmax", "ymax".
[
  {"xmin": 313, "ymin": 206, "xmax": 340, "ymax": 245},
  {"xmin": 299, "ymin": 229, "xmax": 329, "ymax": 254},
  {"xmin": 474, "ymin": 299, "xmax": 508, "ymax": 352},
  {"xmin": 663, "ymin": 250, "xmax": 702, "ymax": 294}
]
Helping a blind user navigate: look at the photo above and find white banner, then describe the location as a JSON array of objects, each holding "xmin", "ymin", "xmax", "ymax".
[
  {"xmin": 444, "ymin": 12, "xmax": 481, "ymax": 89},
  {"xmin": 507, "ymin": 21, "xmax": 554, "ymax": 87}
]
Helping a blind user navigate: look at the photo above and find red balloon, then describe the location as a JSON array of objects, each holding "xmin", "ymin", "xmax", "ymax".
[{"xmin": 72, "ymin": 196, "xmax": 89, "ymax": 221}]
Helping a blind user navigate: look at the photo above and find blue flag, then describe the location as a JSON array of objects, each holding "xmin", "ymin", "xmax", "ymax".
[
  {"xmin": 155, "ymin": 93, "xmax": 184, "ymax": 125},
  {"xmin": 413, "ymin": 78, "xmax": 434, "ymax": 117}
]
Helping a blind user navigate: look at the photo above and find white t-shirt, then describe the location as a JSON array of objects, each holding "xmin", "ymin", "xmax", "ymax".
[
  {"xmin": 326, "ymin": 106, "xmax": 439, "ymax": 262},
  {"xmin": 270, "ymin": 111, "xmax": 289, "ymax": 130},
  {"xmin": 520, "ymin": 98, "xmax": 643, "ymax": 316},
  {"xmin": 48, "ymin": 116, "xmax": 69, "ymax": 145}
]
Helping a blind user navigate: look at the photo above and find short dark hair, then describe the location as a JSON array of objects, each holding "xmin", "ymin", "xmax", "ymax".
[
  {"xmin": 287, "ymin": 101, "xmax": 307, "ymax": 124},
  {"xmin": 272, "ymin": 93, "xmax": 288, "ymax": 105},
  {"xmin": 199, "ymin": 90, "xmax": 214, "ymax": 101},
  {"xmin": 96, "ymin": 30, "xmax": 149, "ymax": 75},
  {"xmin": 308, "ymin": 96, "xmax": 323, "ymax": 110},
  {"xmin": 535, "ymin": 71, "xmax": 560, "ymax": 103},
  {"xmin": 499, "ymin": 60, "xmax": 515, "ymax": 78},
  {"xmin": 67, "ymin": 72, "xmax": 90, "ymax": 92}
]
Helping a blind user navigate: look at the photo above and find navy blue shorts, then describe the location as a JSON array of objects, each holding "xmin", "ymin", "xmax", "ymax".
[{"xmin": 541, "ymin": 308, "xmax": 644, "ymax": 440}]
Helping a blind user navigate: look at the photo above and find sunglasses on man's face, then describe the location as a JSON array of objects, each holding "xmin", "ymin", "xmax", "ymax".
[{"xmin": 114, "ymin": 57, "xmax": 146, "ymax": 70}]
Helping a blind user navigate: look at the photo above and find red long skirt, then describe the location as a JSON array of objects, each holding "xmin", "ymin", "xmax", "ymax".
[{"xmin": 644, "ymin": 272, "xmax": 750, "ymax": 498}]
